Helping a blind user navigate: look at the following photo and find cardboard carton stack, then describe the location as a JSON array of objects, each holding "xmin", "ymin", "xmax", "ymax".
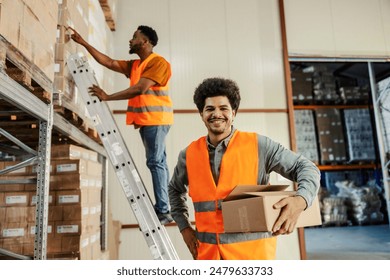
[
  {"xmin": 343, "ymin": 108, "xmax": 376, "ymax": 162},
  {"xmin": 0, "ymin": 0, "xmax": 58, "ymax": 82},
  {"xmin": 0, "ymin": 144, "xmax": 103, "ymax": 259},
  {"xmin": 291, "ymin": 70, "xmax": 313, "ymax": 104},
  {"xmin": 315, "ymin": 108, "xmax": 347, "ymax": 164},
  {"xmin": 54, "ymin": 0, "xmax": 89, "ymax": 114},
  {"xmin": 54, "ymin": 0, "xmax": 110, "ymax": 136},
  {"xmin": 294, "ymin": 110, "xmax": 319, "ymax": 164},
  {"xmin": 339, "ymin": 85, "xmax": 370, "ymax": 104},
  {"xmin": 304, "ymin": 65, "xmax": 339, "ymax": 104},
  {"xmin": 48, "ymin": 144, "xmax": 103, "ymax": 259},
  {"xmin": 0, "ymin": 162, "xmax": 39, "ymax": 255}
]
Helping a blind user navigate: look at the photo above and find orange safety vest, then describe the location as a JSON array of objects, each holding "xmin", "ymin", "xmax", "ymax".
[
  {"xmin": 186, "ymin": 131, "xmax": 277, "ymax": 260},
  {"xmin": 126, "ymin": 53, "xmax": 173, "ymax": 126}
]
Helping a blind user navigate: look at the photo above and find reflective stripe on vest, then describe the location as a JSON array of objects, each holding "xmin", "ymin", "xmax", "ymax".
[
  {"xmin": 127, "ymin": 104, "xmax": 173, "ymax": 113},
  {"xmin": 144, "ymin": 89, "xmax": 170, "ymax": 96},
  {"xmin": 193, "ymin": 200, "xmax": 222, "ymax": 212},
  {"xmin": 126, "ymin": 53, "xmax": 173, "ymax": 126},
  {"xmin": 196, "ymin": 231, "xmax": 273, "ymax": 245}
]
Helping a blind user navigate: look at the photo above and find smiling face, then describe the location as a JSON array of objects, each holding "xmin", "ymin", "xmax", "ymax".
[{"xmin": 201, "ymin": 95, "xmax": 236, "ymax": 145}]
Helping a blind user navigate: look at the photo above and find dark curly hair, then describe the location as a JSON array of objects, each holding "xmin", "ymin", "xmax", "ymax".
[
  {"xmin": 193, "ymin": 77, "xmax": 241, "ymax": 113},
  {"xmin": 138, "ymin": 25, "xmax": 158, "ymax": 46}
]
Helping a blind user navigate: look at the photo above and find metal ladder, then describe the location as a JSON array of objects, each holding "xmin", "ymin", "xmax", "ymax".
[{"xmin": 67, "ymin": 53, "xmax": 179, "ymax": 260}]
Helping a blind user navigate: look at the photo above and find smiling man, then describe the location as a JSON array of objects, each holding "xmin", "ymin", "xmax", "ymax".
[{"xmin": 168, "ymin": 77, "xmax": 320, "ymax": 260}]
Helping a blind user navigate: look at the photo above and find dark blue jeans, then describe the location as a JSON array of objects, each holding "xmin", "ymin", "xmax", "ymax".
[{"xmin": 139, "ymin": 125, "xmax": 171, "ymax": 214}]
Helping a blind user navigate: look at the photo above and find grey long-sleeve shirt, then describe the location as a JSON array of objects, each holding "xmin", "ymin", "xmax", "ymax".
[{"xmin": 168, "ymin": 128, "xmax": 321, "ymax": 232}]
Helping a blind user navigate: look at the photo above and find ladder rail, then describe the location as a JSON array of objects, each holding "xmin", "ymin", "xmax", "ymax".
[{"xmin": 67, "ymin": 54, "xmax": 179, "ymax": 260}]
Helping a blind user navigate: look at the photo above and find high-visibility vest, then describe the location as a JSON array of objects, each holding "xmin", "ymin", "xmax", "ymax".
[
  {"xmin": 126, "ymin": 53, "xmax": 173, "ymax": 126},
  {"xmin": 186, "ymin": 130, "xmax": 277, "ymax": 260}
]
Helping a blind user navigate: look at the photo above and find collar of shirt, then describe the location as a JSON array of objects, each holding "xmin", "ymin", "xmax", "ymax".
[{"xmin": 206, "ymin": 126, "xmax": 236, "ymax": 150}]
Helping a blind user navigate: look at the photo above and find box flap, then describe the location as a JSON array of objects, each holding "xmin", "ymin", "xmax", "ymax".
[
  {"xmin": 223, "ymin": 185, "xmax": 290, "ymax": 201},
  {"xmin": 244, "ymin": 190, "xmax": 296, "ymax": 197}
]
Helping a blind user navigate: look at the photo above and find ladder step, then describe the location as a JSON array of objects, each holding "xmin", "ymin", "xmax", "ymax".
[{"xmin": 67, "ymin": 53, "xmax": 179, "ymax": 260}]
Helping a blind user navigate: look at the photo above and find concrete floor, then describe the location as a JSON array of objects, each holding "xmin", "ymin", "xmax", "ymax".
[{"xmin": 304, "ymin": 224, "xmax": 390, "ymax": 260}]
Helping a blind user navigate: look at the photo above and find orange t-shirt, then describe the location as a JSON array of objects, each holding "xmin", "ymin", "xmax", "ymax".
[{"xmin": 117, "ymin": 56, "xmax": 171, "ymax": 86}]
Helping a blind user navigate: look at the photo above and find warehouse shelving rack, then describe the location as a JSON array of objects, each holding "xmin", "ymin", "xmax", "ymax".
[
  {"xmin": 0, "ymin": 69, "xmax": 52, "ymax": 260},
  {"xmin": 287, "ymin": 57, "xmax": 390, "ymax": 227},
  {"xmin": 0, "ymin": 35, "xmax": 107, "ymax": 259}
]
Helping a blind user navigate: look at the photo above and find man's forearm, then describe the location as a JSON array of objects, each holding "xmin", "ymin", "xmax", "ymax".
[
  {"xmin": 107, "ymin": 86, "xmax": 142, "ymax": 101},
  {"xmin": 83, "ymin": 43, "xmax": 114, "ymax": 69}
]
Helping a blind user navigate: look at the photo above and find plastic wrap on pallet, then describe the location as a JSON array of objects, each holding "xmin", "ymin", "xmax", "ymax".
[
  {"xmin": 335, "ymin": 180, "xmax": 384, "ymax": 225},
  {"xmin": 322, "ymin": 170, "xmax": 376, "ymax": 195},
  {"xmin": 321, "ymin": 195, "xmax": 349, "ymax": 226},
  {"xmin": 343, "ymin": 108, "xmax": 376, "ymax": 162},
  {"xmin": 323, "ymin": 171, "xmax": 348, "ymax": 195},
  {"xmin": 294, "ymin": 110, "xmax": 319, "ymax": 164}
]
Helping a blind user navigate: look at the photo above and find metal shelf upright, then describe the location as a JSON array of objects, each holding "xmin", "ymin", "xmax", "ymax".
[
  {"xmin": 368, "ymin": 62, "xmax": 390, "ymax": 226},
  {"xmin": 0, "ymin": 69, "xmax": 53, "ymax": 259}
]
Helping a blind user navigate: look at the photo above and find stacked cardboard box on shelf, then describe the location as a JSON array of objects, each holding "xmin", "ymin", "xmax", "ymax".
[
  {"xmin": 0, "ymin": 144, "xmax": 104, "ymax": 259},
  {"xmin": 315, "ymin": 108, "xmax": 347, "ymax": 164},
  {"xmin": 54, "ymin": 0, "xmax": 89, "ymax": 113},
  {"xmin": 343, "ymin": 108, "xmax": 376, "ymax": 162},
  {"xmin": 291, "ymin": 70, "xmax": 313, "ymax": 104},
  {"xmin": 0, "ymin": 0, "xmax": 58, "ymax": 82},
  {"xmin": 303, "ymin": 65, "xmax": 340, "ymax": 104},
  {"xmin": 98, "ymin": 0, "xmax": 117, "ymax": 31},
  {"xmin": 294, "ymin": 110, "xmax": 319, "ymax": 164},
  {"xmin": 339, "ymin": 86, "xmax": 370, "ymax": 104},
  {"xmin": 0, "ymin": 161, "xmax": 50, "ymax": 255},
  {"xmin": 54, "ymin": 0, "xmax": 110, "ymax": 135}
]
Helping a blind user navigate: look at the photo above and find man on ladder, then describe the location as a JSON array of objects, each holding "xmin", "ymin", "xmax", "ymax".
[{"xmin": 68, "ymin": 25, "xmax": 174, "ymax": 225}]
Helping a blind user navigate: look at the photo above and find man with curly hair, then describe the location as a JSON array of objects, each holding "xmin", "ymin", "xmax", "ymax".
[
  {"xmin": 69, "ymin": 25, "xmax": 174, "ymax": 225},
  {"xmin": 168, "ymin": 77, "xmax": 320, "ymax": 259}
]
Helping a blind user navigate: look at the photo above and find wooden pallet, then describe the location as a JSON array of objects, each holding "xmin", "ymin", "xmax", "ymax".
[
  {"xmin": 0, "ymin": 36, "xmax": 52, "ymax": 104},
  {"xmin": 0, "ymin": 35, "xmax": 101, "ymax": 146},
  {"xmin": 54, "ymin": 105, "xmax": 101, "ymax": 144}
]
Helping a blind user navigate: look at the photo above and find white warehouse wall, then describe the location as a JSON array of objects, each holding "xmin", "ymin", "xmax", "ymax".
[
  {"xmin": 92, "ymin": 0, "xmax": 390, "ymax": 260},
  {"xmin": 284, "ymin": 0, "xmax": 390, "ymax": 57}
]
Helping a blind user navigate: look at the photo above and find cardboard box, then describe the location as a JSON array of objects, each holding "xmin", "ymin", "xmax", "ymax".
[
  {"xmin": 4, "ymin": 206, "xmax": 28, "ymax": 223},
  {"xmin": 53, "ymin": 159, "xmax": 87, "ymax": 175},
  {"xmin": 222, "ymin": 185, "xmax": 322, "ymax": 233},
  {"xmin": 51, "ymin": 144, "xmax": 97, "ymax": 161},
  {"xmin": 1, "ymin": 192, "xmax": 30, "ymax": 207},
  {"xmin": 0, "ymin": 222, "xmax": 28, "ymax": 238}
]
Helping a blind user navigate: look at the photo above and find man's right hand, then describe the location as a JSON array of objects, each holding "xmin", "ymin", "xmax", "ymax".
[
  {"xmin": 181, "ymin": 227, "xmax": 198, "ymax": 260},
  {"xmin": 67, "ymin": 26, "xmax": 87, "ymax": 46}
]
